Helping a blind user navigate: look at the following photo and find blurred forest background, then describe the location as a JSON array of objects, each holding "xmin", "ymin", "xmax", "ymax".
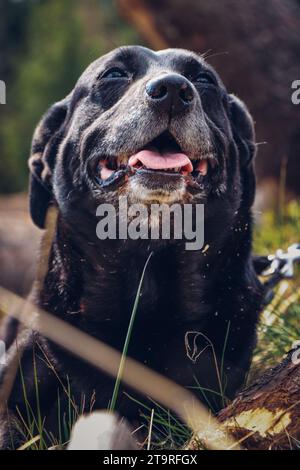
[
  {"xmin": 0, "ymin": 0, "xmax": 142, "ymax": 193},
  {"xmin": 0, "ymin": 0, "xmax": 299, "ymax": 294}
]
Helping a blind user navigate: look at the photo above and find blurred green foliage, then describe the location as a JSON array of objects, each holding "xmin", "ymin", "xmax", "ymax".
[
  {"xmin": 254, "ymin": 200, "xmax": 300, "ymax": 253},
  {"xmin": 0, "ymin": 0, "xmax": 143, "ymax": 193}
]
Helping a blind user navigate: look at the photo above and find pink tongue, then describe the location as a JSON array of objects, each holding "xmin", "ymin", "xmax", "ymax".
[{"xmin": 129, "ymin": 150, "xmax": 193, "ymax": 174}]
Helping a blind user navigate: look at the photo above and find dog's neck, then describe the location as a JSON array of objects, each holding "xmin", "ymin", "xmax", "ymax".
[{"xmin": 36, "ymin": 207, "xmax": 252, "ymax": 340}]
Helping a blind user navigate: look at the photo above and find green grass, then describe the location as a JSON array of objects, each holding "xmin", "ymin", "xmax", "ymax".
[
  {"xmin": 10, "ymin": 346, "xmax": 85, "ymax": 450},
  {"xmin": 125, "ymin": 393, "xmax": 192, "ymax": 450}
]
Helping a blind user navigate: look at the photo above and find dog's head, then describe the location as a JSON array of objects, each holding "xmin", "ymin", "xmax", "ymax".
[{"xmin": 28, "ymin": 46, "xmax": 256, "ymax": 230}]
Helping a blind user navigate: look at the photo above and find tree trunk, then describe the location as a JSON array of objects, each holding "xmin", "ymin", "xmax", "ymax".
[
  {"xmin": 188, "ymin": 349, "xmax": 300, "ymax": 450},
  {"xmin": 117, "ymin": 0, "xmax": 300, "ymax": 197}
]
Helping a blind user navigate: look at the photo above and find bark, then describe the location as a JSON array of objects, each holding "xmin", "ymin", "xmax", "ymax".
[
  {"xmin": 118, "ymin": 0, "xmax": 300, "ymax": 196},
  {"xmin": 189, "ymin": 349, "xmax": 300, "ymax": 450}
]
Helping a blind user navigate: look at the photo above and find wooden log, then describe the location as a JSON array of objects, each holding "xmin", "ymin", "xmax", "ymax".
[{"xmin": 188, "ymin": 348, "xmax": 300, "ymax": 450}]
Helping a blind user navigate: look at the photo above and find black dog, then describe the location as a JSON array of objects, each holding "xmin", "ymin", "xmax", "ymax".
[{"xmin": 0, "ymin": 46, "xmax": 263, "ymax": 447}]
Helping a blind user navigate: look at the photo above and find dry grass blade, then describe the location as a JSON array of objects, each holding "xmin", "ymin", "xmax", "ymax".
[
  {"xmin": 147, "ymin": 408, "xmax": 154, "ymax": 450},
  {"xmin": 17, "ymin": 435, "xmax": 41, "ymax": 450}
]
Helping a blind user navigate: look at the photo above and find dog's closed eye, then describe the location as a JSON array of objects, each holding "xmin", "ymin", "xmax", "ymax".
[{"xmin": 101, "ymin": 67, "xmax": 129, "ymax": 80}]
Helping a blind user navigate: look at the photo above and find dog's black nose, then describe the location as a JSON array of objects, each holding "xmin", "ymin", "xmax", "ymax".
[{"xmin": 145, "ymin": 74, "xmax": 194, "ymax": 114}]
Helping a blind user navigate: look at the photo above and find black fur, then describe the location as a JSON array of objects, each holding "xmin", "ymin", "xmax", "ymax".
[{"xmin": 0, "ymin": 46, "xmax": 263, "ymax": 448}]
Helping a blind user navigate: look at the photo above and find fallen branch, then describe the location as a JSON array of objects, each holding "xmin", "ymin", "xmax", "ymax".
[{"xmin": 188, "ymin": 349, "xmax": 300, "ymax": 450}]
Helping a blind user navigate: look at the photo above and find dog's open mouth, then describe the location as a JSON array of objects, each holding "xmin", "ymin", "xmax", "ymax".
[{"xmin": 95, "ymin": 131, "xmax": 213, "ymax": 192}]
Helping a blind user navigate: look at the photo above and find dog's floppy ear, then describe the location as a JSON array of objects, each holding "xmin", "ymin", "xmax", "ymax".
[
  {"xmin": 228, "ymin": 94, "xmax": 256, "ymax": 167},
  {"xmin": 28, "ymin": 96, "xmax": 70, "ymax": 228}
]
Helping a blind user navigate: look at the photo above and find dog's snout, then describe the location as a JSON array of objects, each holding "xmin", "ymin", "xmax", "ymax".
[{"xmin": 145, "ymin": 74, "xmax": 194, "ymax": 114}]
